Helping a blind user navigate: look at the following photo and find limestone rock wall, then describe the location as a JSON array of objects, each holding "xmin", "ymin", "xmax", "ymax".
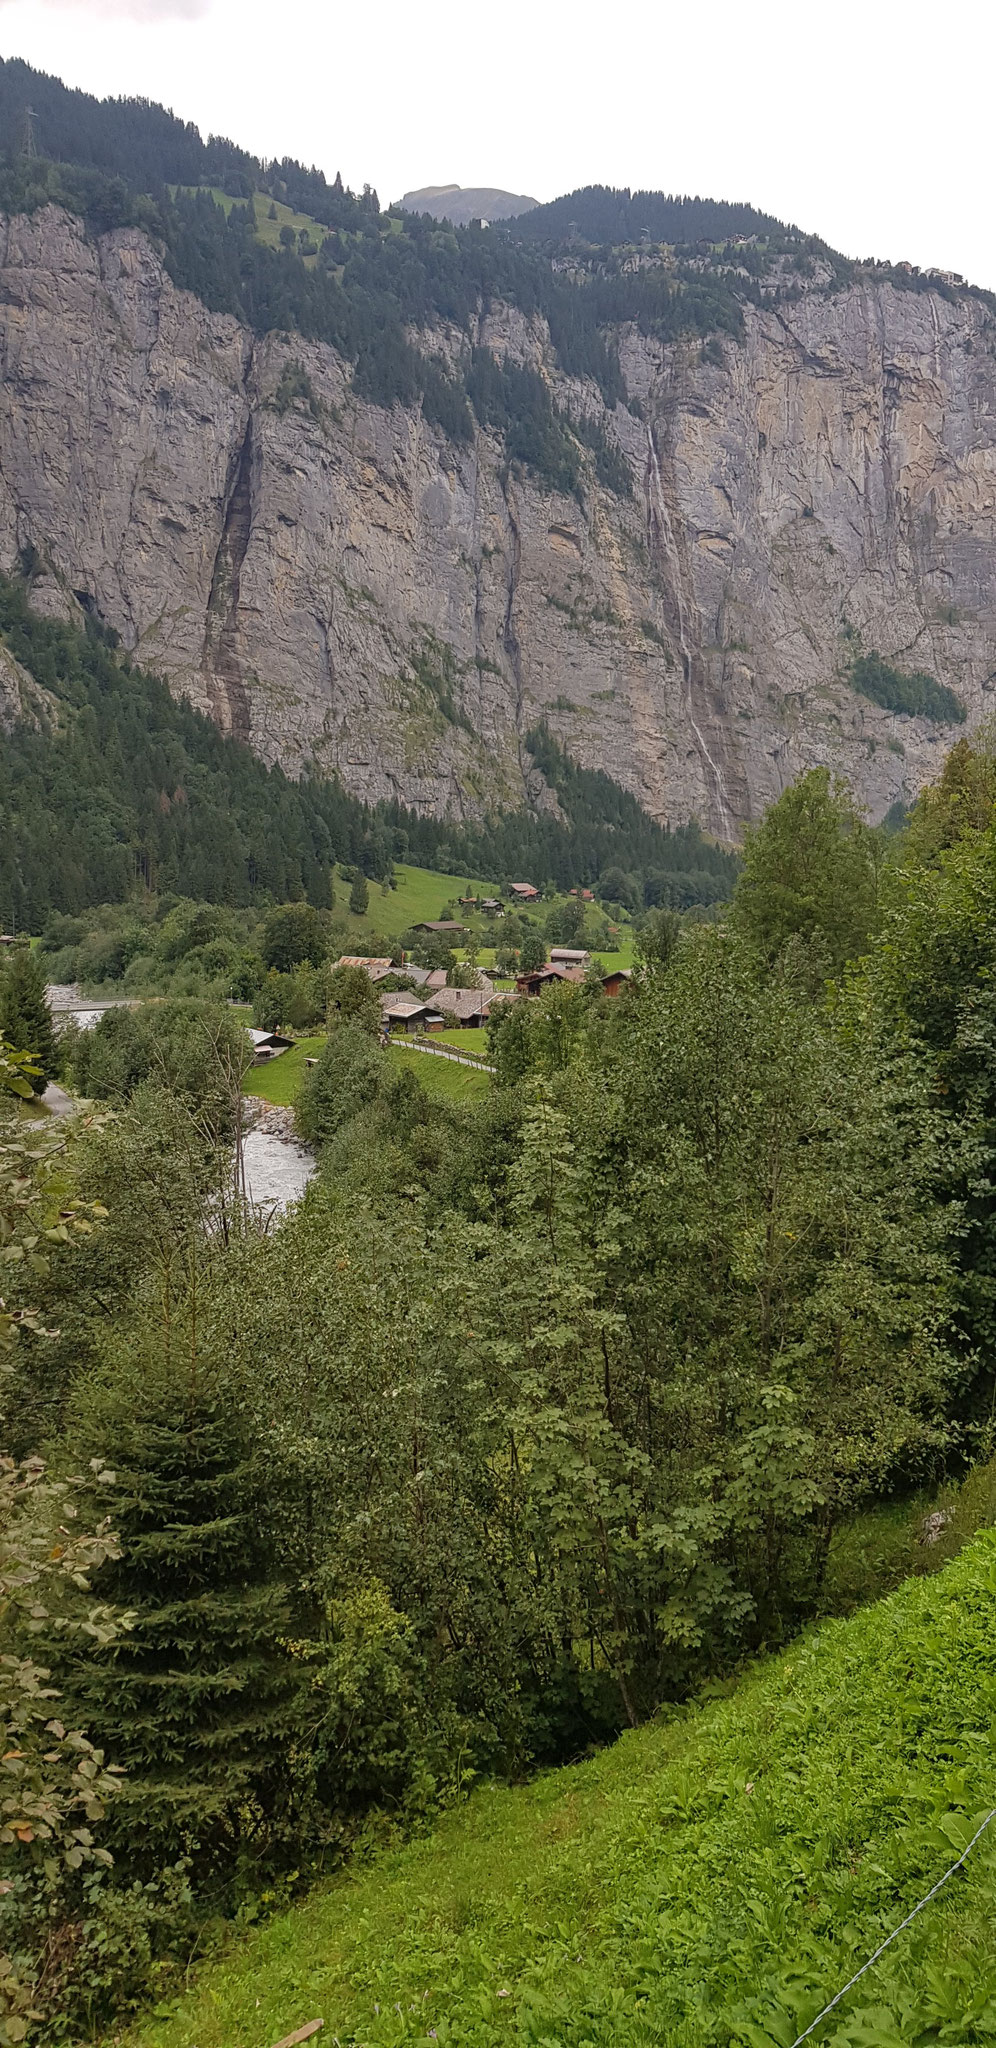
[{"xmin": 2, "ymin": 205, "xmax": 995, "ymax": 837}]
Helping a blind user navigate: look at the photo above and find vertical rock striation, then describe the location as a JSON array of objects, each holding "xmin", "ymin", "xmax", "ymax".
[{"xmin": 2, "ymin": 205, "xmax": 996, "ymax": 836}]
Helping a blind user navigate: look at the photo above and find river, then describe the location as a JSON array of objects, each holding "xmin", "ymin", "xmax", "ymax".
[{"xmin": 240, "ymin": 1119, "xmax": 316, "ymax": 1220}]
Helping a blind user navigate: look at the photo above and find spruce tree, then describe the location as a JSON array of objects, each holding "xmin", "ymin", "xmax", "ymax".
[
  {"xmin": 349, "ymin": 871, "xmax": 369, "ymax": 916},
  {"xmin": 66, "ymin": 1366, "xmax": 298, "ymax": 1877},
  {"xmin": 0, "ymin": 945, "xmax": 56, "ymax": 1090}
]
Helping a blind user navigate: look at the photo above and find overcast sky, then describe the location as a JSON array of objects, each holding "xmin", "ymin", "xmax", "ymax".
[{"xmin": 3, "ymin": 0, "xmax": 992, "ymax": 286}]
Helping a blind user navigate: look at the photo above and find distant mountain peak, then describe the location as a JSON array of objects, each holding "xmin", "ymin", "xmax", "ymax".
[{"xmin": 399, "ymin": 184, "xmax": 538, "ymax": 226}]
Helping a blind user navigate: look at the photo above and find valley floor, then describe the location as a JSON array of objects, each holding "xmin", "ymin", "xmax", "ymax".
[{"xmin": 120, "ymin": 1535, "xmax": 996, "ymax": 2048}]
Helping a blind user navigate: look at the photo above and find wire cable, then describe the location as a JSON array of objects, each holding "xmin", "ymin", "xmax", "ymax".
[{"xmin": 789, "ymin": 1804, "xmax": 996, "ymax": 2047}]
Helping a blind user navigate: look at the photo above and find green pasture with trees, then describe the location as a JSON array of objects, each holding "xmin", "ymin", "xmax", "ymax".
[{"xmin": 3, "ymin": 735, "xmax": 996, "ymax": 2042}]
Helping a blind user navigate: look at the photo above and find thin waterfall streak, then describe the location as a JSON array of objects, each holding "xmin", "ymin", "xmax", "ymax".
[{"xmin": 646, "ymin": 428, "xmax": 732, "ymax": 837}]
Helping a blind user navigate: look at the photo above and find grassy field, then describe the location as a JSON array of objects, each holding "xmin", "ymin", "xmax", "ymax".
[
  {"xmin": 120, "ymin": 1533, "xmax": 996, "ymax": 2048},
  {"xmin": 243, "ymin": 1029, "xmax": 492, "ymax": 1113},
  {"xmin": 243, "ymin": 1038, "xmax": 325, "ymax": 1106},
  {"xmin": 339, "ymin": 864, "xmax": 637, "ymax": 964},
  {"xmin": 432, "ymin": 1028, "xmax": 492, "ymax": 1053},
  {"xmin": 174, "ymin": 187, "xmax": 329, "ymax": 263},
  {"xmin": 390, "ymin": 1041, "xmax": 491, "ymax": 1104},
  {"xmin": 341, "ymin": 865, "xmax": 502, "ymax": 942}
]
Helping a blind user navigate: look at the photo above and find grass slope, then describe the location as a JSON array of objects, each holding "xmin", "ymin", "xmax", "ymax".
[
  {"xmin": 342, "ymin": 865, "xmax": 636, "ymax": 961},
  {"xmin": 243, "ymin": 1038, "xmax": 326, "ymax": 1106},
  {"xmin": 123, "ymin": 1536, "xmax": 996, "ymax": 2048},
  {"xmin": 244, "ymin": 1032, "xmax": 492, "ymax": 1112},
  {"xmin": 389, "ymin": 1041, "xmax": 491, "ymax": 1104}
]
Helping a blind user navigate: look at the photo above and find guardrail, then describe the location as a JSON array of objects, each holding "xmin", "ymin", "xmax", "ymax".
[{"xmin": 393, "ymin": 1032, "xmax": 495, "ymax": 1072}]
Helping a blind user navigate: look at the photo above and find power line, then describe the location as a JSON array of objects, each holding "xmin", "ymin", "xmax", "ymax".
[{"xmin": 790, "ymin": 1804, "xmax": 996, "ymax": 2047}]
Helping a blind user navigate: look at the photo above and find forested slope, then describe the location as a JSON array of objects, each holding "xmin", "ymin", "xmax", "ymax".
[
  {"xmin": 122, "ymin": 1533, "xmax": 996, "ymax": 2048},
  {"xmin": 0, "ymin": 571, "xmax": 734, "ymax": 924}
]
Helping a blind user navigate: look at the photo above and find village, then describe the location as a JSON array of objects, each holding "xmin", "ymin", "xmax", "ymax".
[{"xmin": 247, "ymin": 878, "xmax": 633, "ymax": 1066}]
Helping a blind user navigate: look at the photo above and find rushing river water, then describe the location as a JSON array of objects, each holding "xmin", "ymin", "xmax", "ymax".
[{"xmin": 241, "ymin": 1126, "xmax": 316, "ymax": 1218}]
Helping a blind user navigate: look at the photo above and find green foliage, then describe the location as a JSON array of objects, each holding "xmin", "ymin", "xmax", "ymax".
[
  {"xmin": 259, "ymin": 902, "xmax": 328, "ymax": 973},
  {"xmin": 325, "ymin": 963, "xmax": 380, "ymax": 1035},
  {"xmin": 60, "ymin": 1360, "xmax": 298, "ymax": 1880},
  {"xmin": 0, "ymin": 1455, "xmax": 124, "ymax": 2046},
  {"xmin": 863, "ymin": 753, "xmax": 996, "ymax": 1386},
  {"xmin": 731, "ymin": 766, "xmax": 881, "ymax": 974},
  {"xmin": 67, "ymin": 1001, "xmax": 249, "ymax": 1130},
  {"xmin": 510, "ymin": 182, "xmax": 789, "ymax": 246},
  {"xmin": 0, "ymin": 574, "xmax": 357, "ymax": 923},
  {"xmin": 0, "ymin": 953, "xmax": 55, "ymax": 1094},
  {"xmin": 348, "ymin": 872, "xmax": 369, "ymax": 917},
  {"xmin": 295, "ymin": 1582, "xmax": 473, "ymax": 1828},
  {"xmin": 516, "ymin": 926, "xmax": 546, "ymax": 972},
  {"xmin": 295, "ymin": 1022, "xmax": 384, "ymax": 1146},
  {"xmin": 114, "ymin": 1532, "xmax": 996, "ymax": 2048},
  {"xmin": 850, "ymin": 649, "xmax": 966, "ymax": 724}
]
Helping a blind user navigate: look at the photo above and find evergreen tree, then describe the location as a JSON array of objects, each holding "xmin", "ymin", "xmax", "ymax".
[
  {"xmin": 349, "ymin": 872, "xmax": 369, "ymax": 916},
  {"xmin": 0, "ymin": 946, "xmax": 56, "ymax": 1091},
  {"xmin": 65, "ymin": 1361, "xmax": 299, "ymax": 1876}
]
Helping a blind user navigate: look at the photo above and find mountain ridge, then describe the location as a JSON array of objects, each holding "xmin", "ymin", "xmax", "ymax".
[{"xmin": 3, "ymin": 63, "xmax": 996, "ymax": 836}]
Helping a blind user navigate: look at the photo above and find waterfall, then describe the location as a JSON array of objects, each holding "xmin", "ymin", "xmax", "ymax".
[{"xmin": 646, "ymin": 428, "xmax": 733, "ymax": 838}]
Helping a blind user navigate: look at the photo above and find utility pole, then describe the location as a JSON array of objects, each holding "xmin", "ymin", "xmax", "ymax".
[{"xmin": 21, "ymin": 106, "xmax": 37, "ymax": 160}]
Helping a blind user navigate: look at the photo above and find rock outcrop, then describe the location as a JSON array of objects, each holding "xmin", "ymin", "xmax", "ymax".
[{"xmin": 2, "ymin": 205, "xmax": 996, "ymax": 838}]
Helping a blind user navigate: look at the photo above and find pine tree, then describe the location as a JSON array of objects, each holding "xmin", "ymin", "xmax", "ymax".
[
  {"xmin": 0, "ymin": 945, "xmax": 56, "ymax": 1091},
  {"xmin": 65, "ymin": 1366, "xmax": 299, "ymax": 1876},
  {"xmin": 349, "ymin": 872, "xmax": 369, "ymax": 916}
]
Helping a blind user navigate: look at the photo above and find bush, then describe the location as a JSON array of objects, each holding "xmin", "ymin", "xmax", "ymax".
[
  {"xmin": 296, "ymin": 1022, "xmax": 384, "ymax": 1145},
  {"xmin": 67, "ymin": 1000, "xmax": 248, "ymax": 1129}
]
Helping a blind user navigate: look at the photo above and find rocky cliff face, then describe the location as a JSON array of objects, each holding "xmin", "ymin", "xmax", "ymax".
[{"xmin": 2, "ymin": 205, "xmax": 995, "ymax": 838}]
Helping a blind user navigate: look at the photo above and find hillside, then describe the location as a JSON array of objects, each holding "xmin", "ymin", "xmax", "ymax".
[
  {"xmin": 121, "ymin": 1534, "xmax": 996, "ymax": 2047},
  {"xmin": 0, "ymin": 571, "xmax": 735, "ymax": 925},
  {"xmin": 2, "ymin": 64, "xmax": 996, "ymax": 834}
]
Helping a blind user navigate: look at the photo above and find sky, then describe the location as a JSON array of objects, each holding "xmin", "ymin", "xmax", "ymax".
[{"xmin": 2, "ymin": 0, "xmax": 993, "ymax": 286}]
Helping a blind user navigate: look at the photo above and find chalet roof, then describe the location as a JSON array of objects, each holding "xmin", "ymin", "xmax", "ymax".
[
  {"xmin": 382, "ymin": 998, "xmax": 433, "ymax": 1020},
  {"xmin": 430, "ymin": 987, "xmax": 491, "ymax": 1021},
  {"xmin": 247, "ymin": 1028, "xmax": 293, "ymax": 1050},
  {"xmin": 412, "ymin": 920, "xmax": 465, "ymax": 933},
  {"xmin": 509, "ymin": 882, "xmax": 538, "ymax": 896},
  {"xmin": 516, "ymin": 963, "xmax": 584, "ymax": 989},
  {"xmin": 335, "ymin": 955, "xmax": 393, "ymax": 975},
  {"xmin": 550, "ymin": 947, "xmax": 589, "ymax": 963}
]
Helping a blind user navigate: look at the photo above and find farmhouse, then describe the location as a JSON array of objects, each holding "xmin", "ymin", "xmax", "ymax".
[
  {"xmin": 550, "ymin": 947, "xmax": 589, "ymax": 966},
  {"xmin": 508, "ymin": 882, "xmax": 539, "ymax": 902},
  {"xmin": 247, "ymin": 1028, "xmax": 293, "ymax": 1062},
  {"xmin": 516, "ymin": 963, "xmax": 585, "ymax": 996},
  {"xmin": 380, "ymin": 998, "xmax": 445, "ymax": 1034},
  {"xmin": 601, "ymin": 969, "xmax": 632, "ymax": 998},
  {"xmin": 430, "ymin": 987, "xmax": 491, "ymax": 1026},
  {"xmin": 411, "ymin": 920, "xmax": 466, "ymax": 935}
]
